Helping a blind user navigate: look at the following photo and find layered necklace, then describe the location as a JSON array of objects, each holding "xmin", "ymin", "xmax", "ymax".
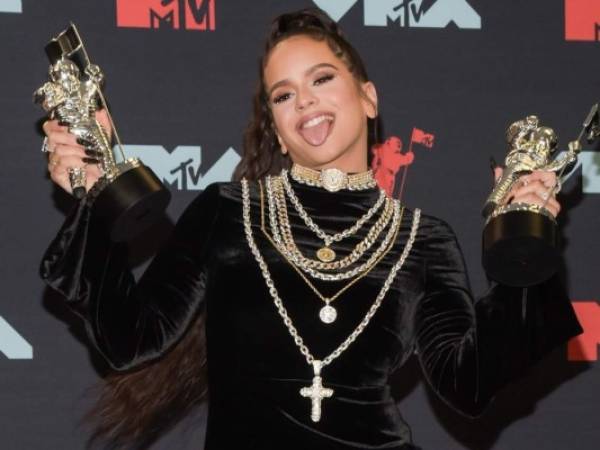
[
  {"xmin": 241, "ymin": 165, "xmax": 421, "ymax": 423},
  {"xmin": 264, "ymin": 177, "xmax": 402, "ymax": 324},
  {"xmin": 280, "ymin": 169, "xmax": 388, "ymax": 264}
]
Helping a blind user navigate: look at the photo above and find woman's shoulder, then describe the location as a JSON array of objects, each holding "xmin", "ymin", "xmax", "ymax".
[
  {"xmin": 202, "ymin": 179, "xmax": 257, "ymax": 202},
  {"xmin": 189, "ymin": 179, "xmax": 262, "ymax": 212},
  {"xmin": 400, "ymin": 207, "xmax": 459, "ymax": 244}
]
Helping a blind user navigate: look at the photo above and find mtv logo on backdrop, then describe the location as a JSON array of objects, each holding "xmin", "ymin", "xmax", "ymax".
[
  {"xmin": 313, "ymin": 0, "xmax": 481, "ymax": 29},
  {"xmin": 0, "ymin": 0, "xmax": 21, "ymax": 13},
  {"xmin": 116, "ymin": 0, "xmax": 215, "ymax": 31},
  {"xmin": 580, "ymin": 151, "xmax": 600, "ymax": 193},
  {"xmin": 118, "ymin": 145, "xmax": 239, "ymax": 190},
  {"xmin": 0, "ymin": 317, "xmax": 32, "ymax": 360},
  {"xmin": 565, "ymin": 0, "xmax": 600, "ymax": 41},
  {"xmin": 568, "ymin": 302, "xmax": 600, "ymax": 361}
]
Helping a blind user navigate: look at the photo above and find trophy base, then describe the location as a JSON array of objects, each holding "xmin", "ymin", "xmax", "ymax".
[
  {"xmin": 91, "ymin": 164, "xmax": 171, "ymax": 242},
  {"xmin": 482, "ymin": 210, "xmax": 559, "ymax": 287}
]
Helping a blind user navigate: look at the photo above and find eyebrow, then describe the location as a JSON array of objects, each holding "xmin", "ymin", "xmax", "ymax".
[{"xmin": 267, "ymin": 63, "xmax": 339, "ymax": 98}]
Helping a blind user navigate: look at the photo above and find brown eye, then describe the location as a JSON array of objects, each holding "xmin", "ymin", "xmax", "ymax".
[
  {"xmin": 314, "ymin": 74, "xmax": 335, "ymax": 86},
  {"xmin": 273, "ymin": 92, "xmax": 291, "ymax": 104}
]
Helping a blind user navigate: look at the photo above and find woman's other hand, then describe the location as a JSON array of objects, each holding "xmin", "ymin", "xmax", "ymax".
[
  {"xmin": 493, "ymin": 167, "xmax": 561, "ymax": 218},
  {"xmin": 42, "ymin": 109, "xmax": 111, "ymax": 195}
]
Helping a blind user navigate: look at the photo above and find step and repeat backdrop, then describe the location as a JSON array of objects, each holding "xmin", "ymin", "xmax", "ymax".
[{"xmin": 0, "ymin": 1, "xmax": 598, "ymax": 449}]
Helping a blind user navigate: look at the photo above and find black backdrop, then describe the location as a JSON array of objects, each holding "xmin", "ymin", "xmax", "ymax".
[{"xmin": 0, "ymin": 1, "xmax": 598, "ymax": 449}]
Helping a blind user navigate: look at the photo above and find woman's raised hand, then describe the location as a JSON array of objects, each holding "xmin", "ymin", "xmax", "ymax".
[
  {"xmin": 43, "ymin": 109, "xmax": 111, "ymax": 195},
  {"xmin": 493, "ymin": 167, "xmax": 561, "ymax": 218}
]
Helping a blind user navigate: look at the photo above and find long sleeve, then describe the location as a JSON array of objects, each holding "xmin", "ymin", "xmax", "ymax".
[
  {"xmin": 414, "ymin": 217, "xmax": 582, "ymax": 417},
  {"xmin": 40, "ymin": 183, "xmax": 221, "ymax": 371}
]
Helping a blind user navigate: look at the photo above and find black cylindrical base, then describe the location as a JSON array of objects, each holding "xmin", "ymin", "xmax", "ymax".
[
  {"xmin": 92, "ymin": 165, "xmax": 171, "ymax": 242},
  {"xmin": 482, "ymin": 210, "xmax": 559, "ymax": 287}
]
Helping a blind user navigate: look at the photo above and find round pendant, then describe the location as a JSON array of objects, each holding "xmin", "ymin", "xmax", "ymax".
[
  {"xmin": 319, "ymin": 305, "xmax": 337, "ymax": 324},
  {"xmin": 316, "ymin": 246, "xmax": 336, "ymax": 262},
  {"xmin": 320, "ymin": 168, "xmax": 347, "ymax": 192}
]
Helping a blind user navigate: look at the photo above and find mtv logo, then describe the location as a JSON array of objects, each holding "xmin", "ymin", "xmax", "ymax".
[
  {"xmin": 565, "ymin": 0, "xmax": 600, "ymax": 41},
  {"xmin": 116, "ymin": 0, "xmax": 215, "ymax": 31},
  {"xmin": 580, "ymin": 151, "xmax": 600, "ymax": 193},
  {"xmin": 117, "ymin": 145, "xmax": 240, "ymax": 190},
  {"xmin": 364, "ymin": 0, "xmax": 481, "ymax": 28},
  {"xmin": 314, "ymin": 0, "xmax": 481, "ymax": 29},
  {"xmin": 0, "ymin": 0, "xmax": 21, "ymax": 13},
  {"xmin": 568, "ymin": 301, "xmax": 600, "ymax": 361},
  {"xmin": 0, "ymin": 316, "xmax": 33, "ymax": 359}
]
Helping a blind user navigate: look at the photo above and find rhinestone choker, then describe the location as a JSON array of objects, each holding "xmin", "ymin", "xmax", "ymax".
[{"xmin": 290, "ymin": 163, "xmax": 377, "ymax": 192}]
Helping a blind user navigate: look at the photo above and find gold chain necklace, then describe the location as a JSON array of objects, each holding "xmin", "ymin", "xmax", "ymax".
[
  {"xmin": 258, "ymin": 179, "xmax": 404, "ymax": 324},
  {"xmin": 242, "ymin": 178, "xmax": 421, "ymax": 423},
  {"xmin": 270, "ymin": 175, "xmax": 394, "ymax": 270},
  {"xmin": 282, "ymin": 169, "xmax": 385, "ymax": 263},
  {"xmin": 266, "ymin": 175, "xmax": 403, "ymax": 281}
]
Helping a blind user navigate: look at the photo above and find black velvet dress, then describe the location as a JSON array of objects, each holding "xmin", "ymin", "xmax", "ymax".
[{"xmin": 40, "ymin": 179, "xmax": 582, "ymax": 449}]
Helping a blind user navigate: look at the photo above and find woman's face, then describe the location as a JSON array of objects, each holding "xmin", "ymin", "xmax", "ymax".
[{"xmin": 263, "ymin": 35, "xmax": 377, "ymax": 172}]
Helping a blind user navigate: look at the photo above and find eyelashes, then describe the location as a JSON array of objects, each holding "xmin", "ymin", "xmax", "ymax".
[
  {"xmin": 314, "ymin": 73, "xmax": 334, "ymax": 86},
  {"xmin": 272, "ymin": 73, "xmax": 336, "ymax": 105},
  {"xmin": 273, "ymin": 92, "xmax": 291, "ymax": 104}
]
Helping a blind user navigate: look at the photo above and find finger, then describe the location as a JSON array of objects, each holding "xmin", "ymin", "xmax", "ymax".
[
  {"xmin": 48, "ymin": 156, "xmax": 82, "ymax": 194},
  {"xmin": 49, "ymin": 157, "xmax": 102, "ymax": 193},
  {"xmin": 520, "ymin": 171, "xmax": 557, "ymax": 189},
  {"xmin": 49, "ymin": 167, "xmax": 72, "ymax": 194},
  {"xmin": 503, "ymin": 178, "xmax": 524, "ymax": 205},
  {"xmin": 512, "ymin": 180, "xmax": 554, "ymax": 202},
  {"xmin": 95, "ymin": 109, "xmax": 112, "ymax": 135},
  {"xmin": 51, "ymin": 143, "xmax": 87, "ymax": 160},
  {"xmin": 42, "ymin": 119, "xmax": 68, "ymax": 135},
  {"xmin": 510, "ymin": 190, "xmax": 561, "ymax": 217},
  {"xmin": 49, "ymin": 155, "xmax": 88, "ymax": 176},
  {"xmin": 493, "ymin": 166, "xmax": 503, "ymax": 183},
  {"xmin": 511, "ymin": 193, "xmax": 547, "ymax": 209},
  {"xmin": 544, "ymin": 197, "xmax": 561, "ymax": 217},
  {"xmin": 45, "ymin": 124, "xmax": 99, "ymax": 150},
  {"xmin": 46, "ymin": 130, "xmax": 81, "ymax": 150}
]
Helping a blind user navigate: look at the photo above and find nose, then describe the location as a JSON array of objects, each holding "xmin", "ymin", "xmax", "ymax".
[{"xmin": 295, "ymin": 87, "xmax": 317, "ymax": 112}]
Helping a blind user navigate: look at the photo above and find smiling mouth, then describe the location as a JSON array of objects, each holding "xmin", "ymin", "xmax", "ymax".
[{"xmin": 297, "ymin": 113, "xmax": 335, "ymax": 146}]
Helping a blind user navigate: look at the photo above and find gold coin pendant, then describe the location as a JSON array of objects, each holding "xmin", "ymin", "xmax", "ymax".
[{"xmin": 316, "ymin": 246, "xmax": 336, "ymax": 262}]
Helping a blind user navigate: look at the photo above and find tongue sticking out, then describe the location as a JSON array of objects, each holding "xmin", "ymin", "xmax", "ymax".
[{"xmin": 299, "ymin": 119, "xmax": 333, "ymax": 146}]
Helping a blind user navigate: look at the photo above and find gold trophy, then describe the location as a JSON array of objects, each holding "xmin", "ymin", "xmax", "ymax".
[
  {"xmin": 34, "ymin": 24, "xmax": 171, "ymax": 242},
  {"xmin": 482, "ymin": 107, "xmax": 600, "ymax": 286}
]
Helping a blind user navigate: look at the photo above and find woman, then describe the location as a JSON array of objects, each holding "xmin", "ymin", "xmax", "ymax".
[{"xmin": 40, "ymin": 8, "xmax": 582, "ymax": 450}]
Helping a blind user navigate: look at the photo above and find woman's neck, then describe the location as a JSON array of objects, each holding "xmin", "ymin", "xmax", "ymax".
[{"xmin": 299, "ymin": 154, "xmax": 369, "ymax": 174}]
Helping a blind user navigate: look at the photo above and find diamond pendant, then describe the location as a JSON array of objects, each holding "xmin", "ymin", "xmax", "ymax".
[
  {"xmin": 300, "ymin": 360, "xmax": 334, "ymax": 422},
  {"xmin": 319, "ymin": 304, "xmax": 337, "ymax": 324},
  {"xmin": 316, "ymin": 246, "xmax": 336, "ymax": 262},
  {"xmin": 320, "ymin": 168, "xmax": 347, "ymax": 192}
]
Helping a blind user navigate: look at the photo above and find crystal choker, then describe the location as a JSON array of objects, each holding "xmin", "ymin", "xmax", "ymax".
[{"xmin": 290, "ymin": 163, "xmax": 377, "ymax": 192}]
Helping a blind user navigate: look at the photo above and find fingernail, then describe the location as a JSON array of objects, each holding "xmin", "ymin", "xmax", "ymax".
[
  {"xmin": 84, "ymin": 149, "xmax": 102, "ymax": 157},
  {"xmin": 77, "ymin": 137, "xmax": 92, "ymax": 146},
  {"xmin": 82, "ymin": 157, "xmax": 99, "ymax": 164},
  {"xmin": 58, "ymin": 120, "xmax": 69, "ymax": 126}
]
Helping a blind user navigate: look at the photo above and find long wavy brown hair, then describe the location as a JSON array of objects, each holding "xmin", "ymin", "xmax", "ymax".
[{"xmin": 87, "ymin": 8, "xmax": 381, "ymax": 449}]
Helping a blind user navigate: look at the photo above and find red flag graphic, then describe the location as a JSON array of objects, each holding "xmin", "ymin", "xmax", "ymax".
[{"xmin": 410, "ymin": 127, "xmax": 434, "ymax": 148}]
